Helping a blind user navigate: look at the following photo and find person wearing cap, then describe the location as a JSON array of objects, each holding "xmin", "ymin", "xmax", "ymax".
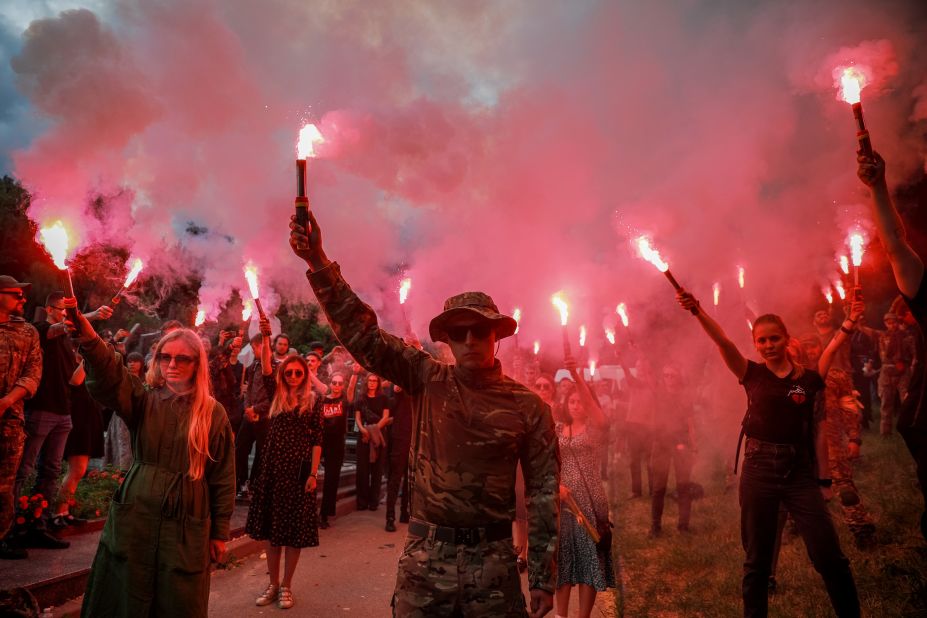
[
  {"xmin": 0, "ymin": 275, "xmax": 42, "ymax": 559},
  {"xmin": 289, "ymin": 212, "xmax": 559, "ymax": 617}
]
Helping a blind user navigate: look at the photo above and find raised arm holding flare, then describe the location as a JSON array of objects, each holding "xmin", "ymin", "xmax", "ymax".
[{"xmin": 289, "ymin": 212, "xmax": 559, "ymax": 618}]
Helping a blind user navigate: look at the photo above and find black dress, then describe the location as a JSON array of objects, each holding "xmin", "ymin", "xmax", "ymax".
[
  {"xmin": 64, "ymin": 383, "xmax": 104, "ymax": 458},
  {"xmin": 245, "ymin": 396, "xmax": 323, "ymax": 548}
]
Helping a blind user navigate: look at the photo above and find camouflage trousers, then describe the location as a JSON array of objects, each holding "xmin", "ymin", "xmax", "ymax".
[
  {"xmin": 0, "ymin": 417, "xmax": 26, "ymax": 538},
  {"xmin": 878, "ymin": 371, "xmax": 910, "ymax": 436},
  {"xmin": 392, "ymin": 534, "xmax": 527, "ymax": 617},
  {"xmin": 825, "ymin": 430, "xmax": 875, "ymax": 543}
]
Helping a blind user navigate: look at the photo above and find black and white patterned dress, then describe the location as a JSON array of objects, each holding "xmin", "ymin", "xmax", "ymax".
[
  {"xmin": 245, "ymin": 399, "xmax": 323, "ymax": 548},
  {"xmin": 557, "ymin": 423, "xmax": 616, "ymax": 590}
]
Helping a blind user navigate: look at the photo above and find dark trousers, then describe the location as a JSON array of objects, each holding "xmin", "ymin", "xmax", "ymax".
[
  {"xmin": 386, "ymin": 441, "xmax": 410, "ymax": 520},
  {"xmin": 899, "ymin": 423, "xmax": 927, "ymax": 540},
  {"xmin": 356, "ymin": 440, "xmax": 384, "ymax": 510},
  {"xmin": 626, "ymin": 422, "xmax": 652, "ymax": 496},
  {"xmin": 320, "ymin": 435, "xmax": 345, "ymax": 518},
  {"xmin": 739, "ymin": 439, "xmax": 859, "ymax": 618},
  {"xmin": 851, "ymin": 372, "xmax": 873, "ymax": 428},
  {"xmin": 650, "ymin": 439, "xmax": 694, "ymax": 530},
  {"xmin": 235, "ymin": 417, "xmax": 269, "ymax": 491}
]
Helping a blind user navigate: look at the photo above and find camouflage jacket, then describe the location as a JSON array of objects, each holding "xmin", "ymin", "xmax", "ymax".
[
  {"xmin": 307, "ymin": 263, "xmax": 560, "ymax": 593},
  {"xmin": 0, "ymin": 317, "xmax": 42, "ymax": 422},
  {"xmin": 824, "ymin": 368, "xmax": 861, "ymax": 445}
]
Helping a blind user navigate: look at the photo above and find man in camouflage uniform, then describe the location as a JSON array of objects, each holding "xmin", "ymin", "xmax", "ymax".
[
  {"xmin": 289, "ymin": 212, "xmax": 559, "ymax": 617},
  {"xmin": 872, "ymin": 312, "xmax": 915, "ymax": 435},
  {"xmin": 0, "ymin": 276, "xmax": 42, "ymax": 559},
  {"xmin": 800, "ymin": 333, "xmax": 876, "ymax": 548}
]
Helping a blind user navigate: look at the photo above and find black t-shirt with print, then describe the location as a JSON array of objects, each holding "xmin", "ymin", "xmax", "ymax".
[
  {"xmin": 740, "ymin": 360, "xmax": 825, "ymax": 445},
  {"xmin": 317, "ymin": 394, "xmax": 348, "ymax": 436},
  {"xmin": 901, "ymin": 276, "xmax": 927, "ymax": 431}
]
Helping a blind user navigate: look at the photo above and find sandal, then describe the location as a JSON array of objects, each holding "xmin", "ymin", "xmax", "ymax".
[
  {"xmin": 278, "ymin": 586, "xmax": 294, "ymax": 609},
  {"xmin": 255, "ymin": 583, "xmax": 279, "ymax": 606}
]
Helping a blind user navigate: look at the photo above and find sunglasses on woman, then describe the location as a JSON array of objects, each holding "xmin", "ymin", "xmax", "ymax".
[
  {"xmin": 445, "ymin": 323, "xmax": 494, "ymax": 343},
  {"xmin": 284, "ymin": 369, "xmax": 305, "ymax": 378},
  {"xmin": 156, "ymin": 353, "xmax": 196, "ymax": 367}
]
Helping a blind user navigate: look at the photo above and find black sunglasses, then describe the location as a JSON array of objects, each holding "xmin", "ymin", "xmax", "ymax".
[
  {"xmin": 284, "ymin": 369, "xmax": 305, "ymax": 378},
  {"xmin": 330, "ymin": 380, "xmax": 344, "ymax": 386},
  {"xmin": 156, "ymin": 353, "xmax": 196, "ymax": 367},
  {"xmin": 0, "ymin": 291, "xmax": 26, "ymax": 300},
  {"xmin": 445, "ymin": 323, "xmax": 494, "ymax": 343}
]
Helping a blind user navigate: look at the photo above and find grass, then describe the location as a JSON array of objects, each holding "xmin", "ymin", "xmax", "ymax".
[{"xmin": 608, "ymin": 426, "xmax": 927, "ymax": 617}]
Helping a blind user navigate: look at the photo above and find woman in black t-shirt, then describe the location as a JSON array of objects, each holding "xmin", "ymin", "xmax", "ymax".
[
  {"xmin": 677, "ymin": 291, "xmax": 862, "ymax": 618},
  {"xmin": 349, "ymin": 372, "xmax": 390, "ymax": 511}
]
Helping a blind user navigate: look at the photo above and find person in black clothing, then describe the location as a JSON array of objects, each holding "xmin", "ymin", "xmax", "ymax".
[
  {"xmin": 385, "ymin": 382, "xmax": 412, "ymax": 531},
  {"xmin": 677, "ymin": 290, "xmax": 861, "ymax": 618},
  {"xmin": 349, "ymin": 369, "xmax": 390, "ymax": 511},
  {"xmin": 237, "ymin": 332, "xmax": 279, "ymax": 498},
  {"xmin": 210, "ymin": 329, "xmax": 244, "ymax": 438},
  {"xmin": 858, "ymin": 150, "xmax": 927, "ymax": 540},
  {"xmin": 317, "ymin": 372, "xmax": 349, "ymax": 529}
]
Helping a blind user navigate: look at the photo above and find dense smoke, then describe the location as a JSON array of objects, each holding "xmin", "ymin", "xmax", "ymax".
[{"xmin": 5, "ymin": 1, "xmax": 927, "ymax": 388}]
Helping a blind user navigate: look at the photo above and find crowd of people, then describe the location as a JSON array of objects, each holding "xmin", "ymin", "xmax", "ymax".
[{"xmin": 0, "ymin": 147, "xmax": 924, "ymax": 618}]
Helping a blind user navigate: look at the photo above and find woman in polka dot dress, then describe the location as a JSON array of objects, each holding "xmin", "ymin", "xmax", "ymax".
[{"xmin": 245, "ymin": 319, "xmax": 322, "ymax": 610}]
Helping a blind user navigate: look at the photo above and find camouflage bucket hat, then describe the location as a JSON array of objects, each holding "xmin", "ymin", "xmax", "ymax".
[
  {"xmin": 0, "ymin": 275, "xmax": 31, "ymax": 290},
  {"xmin": 429, "ymin": 291, "xmax": 518, "ymax": 343}
]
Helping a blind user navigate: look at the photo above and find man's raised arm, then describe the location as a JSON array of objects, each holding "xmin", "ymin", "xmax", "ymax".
[
  {"xmin": 289, "ymin": 212, "xmax": 434, "ymax": 393},
  {"xmin": 858, "ymin": 151, "xmax": 924, "ymax": 297}
]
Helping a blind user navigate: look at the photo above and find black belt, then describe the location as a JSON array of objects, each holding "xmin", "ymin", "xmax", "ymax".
[{"xmin": 407, "ymin": 518, "xmax": 511, "ymax": 546}]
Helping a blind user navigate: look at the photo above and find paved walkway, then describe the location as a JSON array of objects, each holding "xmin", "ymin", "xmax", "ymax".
[{"xmin": 208, "ymin": 508, "xmax": 615, "ymax": 617}]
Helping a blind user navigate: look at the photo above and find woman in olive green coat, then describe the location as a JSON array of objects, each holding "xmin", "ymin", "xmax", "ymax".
[{"xmin": 74, "ymin": 312, "xmax": 235, "ymax": 618}]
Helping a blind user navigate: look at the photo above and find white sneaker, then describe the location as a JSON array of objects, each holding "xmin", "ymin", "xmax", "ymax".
[
  {"xmin": 278, "ymin": 586, "xmax": 294, "ymax": 609},
  {"xmin": 255, "ymin": 583, "xmax": 278, "ymax": 606}
]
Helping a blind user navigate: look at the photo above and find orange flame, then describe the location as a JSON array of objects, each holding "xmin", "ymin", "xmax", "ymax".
[
  {"xmin": 823, "ymin": 287, "xmax": 834, "ymax": 304},
  {"xmin": 122, "ymin": 258, "xmax": 144, "ymax": 288},
  {"xmin": 838, "ymin": 67, "xmax": 866, "ymax": 105},
  {"xmin": 244, "ymin": 262, "xmax": 260, "ymax": 299},
  {"xmin": 513, "ymin": 308, "xmax": 521, "ymax": 334},
  {"xmin": 838, "ymin": 255, "xmax": 850, "ymax": 275},
  {"xmin": 38, "ymin": 221, "xmax": 71, "ymax": 270},
  {"xmin": 616, "ymin": 303, "xmax": 629, "ymax": 328},
  {"xmin": 399, "ymin": 277, "xmax": 412, "ymax": 305},
  {"xmin": 579, "ymin": 325, "xmax": 587, "ymax": 347},
  {"xmin": 551, "ymin": 293, "xmax": 569, "ymax": 326},
  {"xmin": 712, "ymin": 282, "xmax": 721, "ymax": 307},
  {"xmin": 848, "ymin": 233, "xmax": 865, "ymax": 267},
  {"xmin": 834, "ymin": 280, "xmax": 846, "ymax": 300},
  {"xmin": 605, "ymin": 327, "xmax": 616, "ymax": 345},
  {"xmin": 737, "ymin": 266, "xmax": 746, "ymax": 290},
  {"xmin": 533, "ymin": 340, "xmax": 540, "ymax": 355},
  {"xmin": 242, "ymin": 299, "xmax": 254, "ymax": 321},
  {"xmin": 194, "ymin": 306, "xmax": 206, "ymax": 327},
  {"xmin": 297, "ymin": 123, "xmax": 325, "ymax": 159},
  {"xmin": 635, "ymin": 236, "xmax": 669, "ymax": 272}
]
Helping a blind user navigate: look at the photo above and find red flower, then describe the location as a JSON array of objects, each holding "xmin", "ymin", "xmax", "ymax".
[
  {"xmin": 18, "ymin": 496, "xmax": 28, "ymax": 507},
  {"xmin": 15, "ymin": 517, "xmax": 25, "ymax": 525},
  {"xmin": 118, "ymin": 478, "xmax": 125, "ymax": 485},
  {"xmin": 30, "ymin": 496, "xmax": 38, "ymax": 502},
  {"xmin": 100, "ymin": 472, "xmax": 109, "ymax": 479},
  {"xmin": 33, "ymin": 508, "xmax": 43, "ymax": 519},
  {"xmin": 40, "ymin": 500, "xmax": 48, "ymax": 508},
  {"xmin": 95, "ymin": 510, "xmax": 101, "ymax": 517}
]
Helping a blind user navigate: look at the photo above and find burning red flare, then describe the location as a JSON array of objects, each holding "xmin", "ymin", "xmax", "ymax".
[
  {"xmin": 837, "ymin": 67, "xmax": 866, "ymax": 105},
  {"xmin": 533, "ymin": 341, "xmax": 540, "ymax": 355},
  {"xmin": 834, "ymin": 280, "xmax": 846, "ymax": 300},
  {"xmin": 399, "ymin": 277, "xmax": 412, "ymax": 305},
  {"xmin": 38, "ymin": 221, "xmax": 71, "ymax": 270},
  {"xmin": 122, "ymin": 258, "xmax": 144, "ymax": 288},
  {"xmin": 588, "ymin": 360, "xmax": 597, "ymax": 378},
  {"xmin": 616, "ymin": 303, "xmax": 629, "ymax": 328},
  {"xmin": 838, "ymin": 255, "xmax": 850, "ymax": 275},
  {"xmin": 242, "ymin": 300, "xmax": 254, "ymax": 321},
  {"xmin": 823, "ymin": 287, "xmax": 834, "ymax": 304},
  {"xmin": 579, "ymin": 325, "xmax": 587, "ymax": 347},
  {"xmin": 712, "ymin": 282, "xmax": 721, "ymax": 307},
  {"xmin": 297, "ymin": 123, "xmax": 325, "ymax": 159},
  {"xmin": 605, "ymin": 327, "xmax": 616, "ymax": 345},
  {"xmin": 244, "ymin": 263, "xmax": 261, "ymax": 299},
  {"xmin": 737, "ymin": 266, "xmax": 746, "ymax": 290},
  {"xmin": 513, "ymin": 308, "xmax": 522, "ymax": 334},
  {"xmin": 635, "ymin": 236, "xmax": 669, "ymax": 272},
  {"xmin": 551, "ymin": 293, "xmax": 569, "ymax": 326},
  {"xmin": 848, "ymin": 233, "xmax": 865, "ymax": 267},
  {"xmin": 194, "ymin": 306, "xmax": 206, "ymax": 327}
]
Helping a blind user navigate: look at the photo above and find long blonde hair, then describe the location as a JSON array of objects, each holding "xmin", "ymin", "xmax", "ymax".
[
  {"xmin": 269, "ymin": 356, "xmax": 315, "ymax": 417},
  {"xmin": 146, "ymin": 329, "xmax": 215, "ymax": 481}
]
